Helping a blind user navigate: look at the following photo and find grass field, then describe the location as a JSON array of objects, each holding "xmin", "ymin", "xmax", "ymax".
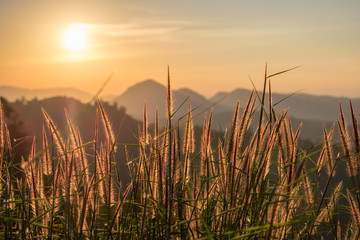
[{"xmin": 1, "ymin": 67, "xmax": 360, "ymax": 239}]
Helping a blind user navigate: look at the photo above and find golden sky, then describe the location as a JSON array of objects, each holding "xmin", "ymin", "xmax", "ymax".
[{"xmin": 0, "ymin": 1, "xmax": 360, "ymax": 98}]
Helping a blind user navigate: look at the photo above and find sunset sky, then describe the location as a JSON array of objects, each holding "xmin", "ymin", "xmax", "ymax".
[{"xmin": 0, "ymin": 1, "xmax": 359, "ymax": 98}]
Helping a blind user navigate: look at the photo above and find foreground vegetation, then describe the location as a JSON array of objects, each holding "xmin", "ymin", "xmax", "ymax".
[{"xmin": 1, "ymin": 67, "xmax": 360, "ymax": 239}]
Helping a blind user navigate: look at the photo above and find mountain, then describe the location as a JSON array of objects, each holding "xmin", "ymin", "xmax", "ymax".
[
  {"xmin": 0, "ymin": 85, "xmax": 94, "ymax": 102},
  {"xmin": 112, "ymin": 79, "xmax": 360, "ymax": 143},
  {"xmin": 209, "ymin": 88, "xmax": 360, "ymax": 123},
  {"xmin": 113, "ymin": 79, "xmax": 212, "ymax": 125},
  {"xmin": 2, "ymin": 80, "xmax": 358, "ymax": 143}
]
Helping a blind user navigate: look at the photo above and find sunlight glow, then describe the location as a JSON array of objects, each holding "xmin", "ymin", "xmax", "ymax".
[{"xmin": 63, "ymin": 25, "xmax": 87, "ymax": 51}]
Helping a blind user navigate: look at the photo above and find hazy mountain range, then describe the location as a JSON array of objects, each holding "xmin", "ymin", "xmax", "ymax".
[
  {"xmin": 0, "ymin": 85, "xmax": 94, "ymax": 102},
  {"xmin": 112, "ymin": 79, "xmax": 360, "ymax": 122},
  {"xmin": 2, "ymin": 79, "xmax": 359, "ymax": 143}
]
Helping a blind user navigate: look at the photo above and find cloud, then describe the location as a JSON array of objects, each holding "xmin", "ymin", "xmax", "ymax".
[{"xmin": 76, "ymin": 21, "xmax": 191, "ymax": 43}]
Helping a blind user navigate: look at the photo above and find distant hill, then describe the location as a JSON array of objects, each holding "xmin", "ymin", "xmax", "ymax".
[
  {"xmin": 112, "ymin": 79, "xmax": 212, "ymax": 125},
  {"xmin": 113, "ymin": 79, "xmax": 360, "ymax": 124},
  {"xmin": 2, "ymin": 80, "xmax": 359, "ymax": 143},
  {"xmin": 112, "ymin": 79, "xmax": 359, "ymax": 143},
  {"xmin": 0, "ymin": 85, "xmax": 95, "ymax": 103},
  {"xmin": 209, "ymin": 88, "xmax": 360, "ymax": 123}
]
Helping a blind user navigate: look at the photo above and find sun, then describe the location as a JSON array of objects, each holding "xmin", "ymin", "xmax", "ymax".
[{"xmin": 63, "ymin": 25, "xmax": 87, "ymax": 51}]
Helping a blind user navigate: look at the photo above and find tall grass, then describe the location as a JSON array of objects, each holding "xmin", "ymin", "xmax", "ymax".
[{"xmin": 1, "ymin": 67, "xmax": 360, "ymax": 239}]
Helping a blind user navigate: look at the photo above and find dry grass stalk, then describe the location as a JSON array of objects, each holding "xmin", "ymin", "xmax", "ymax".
[
  {"xmin": 350, "ymin": 101, "xmax": 360, "ymax": 171},
  {"xmin": 347, "ymin": 189, "xmax": 360, "ymax": 227},
  {"xmin": 338, "ymin": 102, "xmax": 357, "ymax": 177},
  {"xmin": 42, "ymin": 108, "xmax": 66, "ymax": 157},
  {"xmin": 65, "ymin": 110, "xmax": 90, "ymax": 184},
  {"xmin": 0, "ymin": 100, "xmax": 3, "ymax": 170},
  {"xmin": 302, "ymin": 168, "xmax": 314, "ymax": 206},
  {"xmin": 98, "ymin": 99, "xmax": 117, "ymax": 153},
  {"xmin": 183, "ymin": 105, "xmax": 195, "ymax": 185}
]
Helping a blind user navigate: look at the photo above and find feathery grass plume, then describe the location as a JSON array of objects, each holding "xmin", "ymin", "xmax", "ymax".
[
  {"xmin": 97, "ymin": 100, "xmax": 117, "ymax": 220},
  {"xmin": 336, "ymin": 220, "xmax": 342, "ymax": 240},
  {"xmin": 0, "ymin": 101, "xmax": 4, "ymax": 199},
  {"xmin": 291, "ymin": 123, "xmax": 304, "ymax": 180},
  {"xmin": 183, "ymin": 105, "xmax": 195, "ymax": 183},
  {"xmin": 0, "ymin": 99, "xmax": 3, "ymax": 162},
  {"xmin": 154, "ymin": 107, "xmax": 159, "ymax": 141},
  {"xmin": 183, "ymin": 105, "xmax": 195, "ymax": 155},
  {"xmin": 226, "ymin": 101, "xmax": 239, "ymax": 163},
  {"xmin": 170, "ymin": 130, "xmax": 178, "ymax": 204},
  {"xmin": 161, "ymin": 123, "xmax": 169, "ymax": 178},
  {"xmin": 280, "ymin": 119, "xmax": 295, "ymax": 189},
  {"xmin": 136, "ymin": 125, "xmax": 146, "ymax": 205},
  {"xmin": 353, "ymin": 228, "xmax": 360, "ymax": 240},
  {"xmin": 167, "ymin": 66, "xmax": 173, "ymax": 119},
  {"xmin": 78, "ymin": 175, "xmax": 94, "ymax": 236},
  {"xmin": 97, "ymin": 146, "xmax": 108, "ymax": 206},
  {"xmin": 224, "ymin": 102, "xmax": 240, "ymax": 205},
  {"xmin": 284, "ymin": 183, "xmax": 302, "ymax": 233},
  {"xmin": 65, "ymin": 109, "xmax": 89, "ymax": 184},
  {"xmin": 165, "ymin": 66, "xmax": 174, "ymax": 234},
  {"xmin": 302, "ymin": 168, "xmax": 314, "ymax": 206},
  {"xmin": 41, "ymin": 125, "xmax": 52, "ymax": 176},
  {"xmin": 268, "ymin": 78, "xmax": 278, "ymax": 129},
  {"xmin": 292, "ymin": 120, "xmax": 302, "ymax": 145},
  {"xmin": 256, "ymin": 62, "xmax": 268, "ymax": 147},
  {"xmin": 338, "ymin": 102, "xmax": 356, "ymax": 177},
  {"xmin": 25, "ymin": 138, "xmax": 38, "ymax": 218},
  {"xmin": 108, "ymin": 182, "xmax": 132, "ymax": 233},
  {"xmin": 327, "ymin": 181, "xmax": 343, "ymax": 220},
  {"xmin": 124, "ymin": 145, "xmax": 134, "ymax": 182},
  {"xmin": 76, "ymin": 127, "xmax": 89, "ymax": 178},
  {"xmin": 200, "ymin": 114, "xmax": 208, "ymax": 178},
  {"xmin": 281, "ymin": 114, "xmax": 291, "ymax": 164},
  {"xmin": 207, "ymin": 110, "xmax": 217, "ymax": 176},
  {"xmin": 237, "ymin": 91, "xmax": 256, "ymax": 151},
  {"xmin": 347, "ymin": 189, "xmax": 360, "ymax": 227},
  {"xmin": 166, "ymin": 67, "xmax": 173, "ymax": 195},
  {"xmin": 65, "ymin": 109, "xmax": 78, "ymax": 148},
  {"xmin": 143, "ymin": 101, "xmax": 149, "ymax": 145},
  {"xmin": 317, "ymin": 125, "xmax": 332, "ymax": 173},
  {"xmin": 261, "ymin": 122, "xmax": 278, "ymax": 178},
  {"xmin": 350, "ymin": 101, "xmax": 360, "ymax": 171},
  {"xmin": 4, "ymin": 123, "xmax": 11, "ymax": 154},
  {"xmin": 276, "ymin": 110, "xmax": 289, "ymax": 180},
  {"xmin": 90, "ymin": 108, "xmax": 99, "ymax": 236},
  {"xmin": 227, "ymin": 122, "xmax": 240, "ymax": 205},
  {"xmin": 258, "ymin": 62, "xmax": 268, "ymax": 127},
  {"xmin": 252, "ymin": 121, "xmax": 271, "ymax": 190},
  {"xmin": 316, "ymin": 146, "xmax": 326, "ymax": 174},
  {"xmin": 286, "ymin": 119, "xmax": 301, "ymax": 179},
  {"xmin": 200, "ymin": 110, "xmax": 213, "ymax": 184},
  {"xmin": 217, "ymin": 141, "xmax": 226, "ymax": 191},
  {"xmin": 148, "ymin": 136, "xmax": 156, "ymax": 191},
  {"xmin": 42, "ymin": 108, "xmax": 66, "ymax": 157},
  {"xmin": 94, "ymin": 108, "xmax": 99, "ymax": 178},
  {"xmin": 323, "ymin": 124, "xmax": 335, "ymax": 176},
  {"xmin": 97, "ymin": 99, "xmax": 117, "ymax": 153},
  {"xmin": 153, "ymin": 107, "xmax": 165, "ymax": 205},
  {"xmin": 53, "ymin": 153, "xmax": 65, "ymax": 206}
]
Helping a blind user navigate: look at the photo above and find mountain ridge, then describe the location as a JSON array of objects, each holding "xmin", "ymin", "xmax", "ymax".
[
  {"xmin": 0, "ymin": 85, "xmax": 94, "ymax": 102},
  {"xmin": 2, "ymin": 79, "xmax": 359, "ymax": 131}
]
